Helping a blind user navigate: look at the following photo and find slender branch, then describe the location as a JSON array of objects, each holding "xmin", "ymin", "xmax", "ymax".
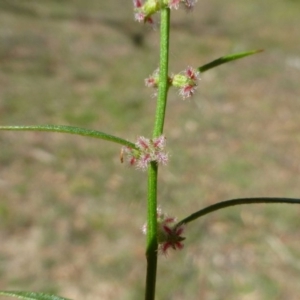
[
  {"xmin": 176, "ymin": 197, "xmax": 300, "ymax": 228},
  {"xmin": 0, "ymin": 125, "xmax": 135, "ymax": 148}
]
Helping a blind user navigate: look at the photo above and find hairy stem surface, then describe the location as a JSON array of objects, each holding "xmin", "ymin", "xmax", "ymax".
[{"xmin": 145, "ymin": 7, "xmax": 171, "ymax": 300}]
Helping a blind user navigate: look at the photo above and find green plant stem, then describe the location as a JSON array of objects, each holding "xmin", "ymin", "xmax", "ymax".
[
  {"xmin": 145, "ymin": 163, "xmax": 158, "ymax": 300},
  {"xmin": 152, "ymin": 7, "xmax": 170, "ymax": 137},
  {"xmin": 145, "ymin": 6, "xmax": 170, "ymax": 300},
  {"xmin": 176, "ymin": 197, "xmax": 300, "ymax": 228}
]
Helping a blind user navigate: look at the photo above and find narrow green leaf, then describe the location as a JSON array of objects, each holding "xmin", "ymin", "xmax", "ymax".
[
  {"xmin": 0, "ymin": 125, "xmax": 135, "ymax": 148},
  {"xmin": 0, "ymin": 291, "xmax": 71, "ymax": 300},
  {"xmin": 176, "ymin": 197, "xmax": 300, "ymax": 227},
  {"xmin": 198, "ymin": 49, "xmax": 263, "ymax": 73}
]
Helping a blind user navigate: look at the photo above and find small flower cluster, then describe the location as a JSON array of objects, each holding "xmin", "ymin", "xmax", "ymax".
[
  {"xmin": 144, "ymin": 68, "xmax": 160, "ymax": 89},
  {"xmin": 133, "ymin": 0, "xmax": 197, "ymax": 24},
  {"xmin": 172, "ymin": 66, "xmax": 200, "ymax": 99},
  {"xmin": 122, "ymin": 135, "xmax": 168, "ymax": 171},
  {"xmin": 133, "ymin": 0, "xmax": 158, "ymax": 24},
  {"xmin": 145, "ymin": 66, "xmax": 200, "ymax": 99},
  {"xmin": 168, "ymin": 0, "xmax": 198, "ymax": 11},
  {"xmin": 143, "ymin": 208, "xmax": 185, "ymax": 255}
]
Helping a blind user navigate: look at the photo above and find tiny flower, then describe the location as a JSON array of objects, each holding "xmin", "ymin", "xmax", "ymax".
[
  {"xmin": 155, "ymin": 151, "xmax": 168, "ymax": 165},
  {"xmin": 136, "ymin": 153, "xmax": 152, "ymax": 170},
  {"xmin": 159, "ymin": 222, "xmax": 185, "ymax": 254},
  {"xmin": 145, "ymin": 69, "xmax": 173, "ymax": 98},
  {"xmin": 166, "ymin": 0, "xmax": 197, "ymax": 10},
  {"xmin": 143, "ymin": 208, "xmax": 186, "ymax": 255},
  {"xmin": 185, "ymin": 65, "xmax": 200, "ymax": 81},
  {"xmin": 171, "ymin": 66, "xmax": 200, "ymax": 99},
  {"xmin": 133, "ymin": 0, "xmax": 160, "ymax": 25},
  {"xmin": 122, "ymin": 146, "xmax": 139, "ymax": 166},
  {"xmin": 136, "ymin": 136, "xmax": 151, "ymax": 150},
  {"xmin": 183, "ymin": 0, "xmax": 197, "ymax": 11},
  {"xmin": 133, "ymin": 0, "xmax": 143, "ymax": 8},
  {"xmin": 152, "ymin": 135, "xmax": 166, "ymax": 150},
  {"xmin": 122, "ymin": 135, "xmax": 168, "ymax": 171},
  {"xmin": 167, "ymin": 0, "xmax": 181, "ymax": 9},
  {"xmin": 179, "ymin": 84, "xmax": 197, "ymax": 99},
  {"xmin": 145, "ymin": 68, "xmax": 160, "ymax": 88}
]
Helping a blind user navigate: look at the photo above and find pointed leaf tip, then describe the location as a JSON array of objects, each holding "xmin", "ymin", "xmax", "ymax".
[{"xmin": 198, "ymin": 49, "xmax": 264, "ymax": 73}]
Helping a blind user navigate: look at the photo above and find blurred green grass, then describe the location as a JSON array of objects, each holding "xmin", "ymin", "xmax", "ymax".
[{"xmin": 1, "ymin": 0, "xmax": 300, "ymax": 299}]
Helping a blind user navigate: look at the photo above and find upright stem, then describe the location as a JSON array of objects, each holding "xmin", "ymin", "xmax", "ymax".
[
  {"xmin": 145, "ymin": 6, "xmax": 170, "ymax": 300},
  {"xmin": 153, "ymin": 7, "xmax": 171, "ymax": 137},
  {"xmin": 145, "ymin": 163, "xmax": 158, "ymax": 300}
]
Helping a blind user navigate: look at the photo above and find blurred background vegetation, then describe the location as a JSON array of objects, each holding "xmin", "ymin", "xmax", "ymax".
[{"xmin": 0, "ymin": 0, "xmax": 300, "ymax": 299}]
